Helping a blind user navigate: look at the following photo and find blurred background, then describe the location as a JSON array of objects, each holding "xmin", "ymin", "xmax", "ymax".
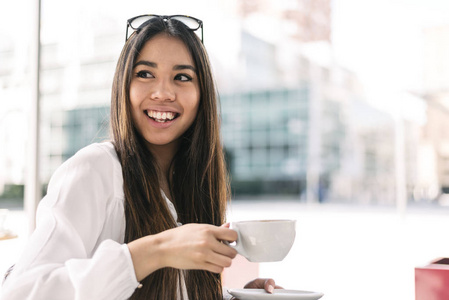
[{"xmin": 2, "ymin": 0, "xmax": 449, "ymax": 299}]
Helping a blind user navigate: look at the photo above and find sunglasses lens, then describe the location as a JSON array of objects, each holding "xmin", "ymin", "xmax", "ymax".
[
  {"xmin": 129, "ymin": 16, "xmax": 157, "ymax": 29},
  {"xmin": 170, "ymin": 16, "xmax": 201, "ymax": 30}
]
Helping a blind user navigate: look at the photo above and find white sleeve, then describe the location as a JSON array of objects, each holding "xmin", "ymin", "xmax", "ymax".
[{"xmin": 1, "ymin": 145, "xmax": 140, "ymax": 300}]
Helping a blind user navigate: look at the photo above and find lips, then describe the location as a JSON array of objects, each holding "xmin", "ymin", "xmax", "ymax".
[{"xmin": 145, "ymin": 110, "xmax": 179, "ymax": 123}]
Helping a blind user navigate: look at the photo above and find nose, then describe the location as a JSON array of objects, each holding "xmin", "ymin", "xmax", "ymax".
[{"xmin": 150, "ymin": 78, "xmax": 175, "ymax": 102}]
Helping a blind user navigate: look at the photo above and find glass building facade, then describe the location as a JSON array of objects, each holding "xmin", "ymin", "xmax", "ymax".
[
  {"xmin": 221, "ymin": 87, "xmax": 345, "ymax": 198},
  {"xmin": 222, "ymin": 89, "xmax": 308, "ymax": 179}
]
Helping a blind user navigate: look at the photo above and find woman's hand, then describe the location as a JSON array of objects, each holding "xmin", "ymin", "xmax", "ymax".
[
  {"xmin": 244, "ymin": 278, "xmax": 283, "ymax": 294},
  {"xmin": 230, "ymin": 278, "xmax": 283, "ymax": 300},
  {"xmin": 128, "ymin": 224, "xmax": 238, "ymax": 281},
  {"xmin": 160, "ymin": 224, "xmax": 238, "ymax": 272}
]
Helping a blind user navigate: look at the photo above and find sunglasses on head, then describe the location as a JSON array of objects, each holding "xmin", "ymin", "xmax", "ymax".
[{"xmin": 126, "ymin": 14, "xmax": 204, "ymax": 43}]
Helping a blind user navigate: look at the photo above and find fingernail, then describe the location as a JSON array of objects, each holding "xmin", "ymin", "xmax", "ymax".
[{"xmin": 268, "ymin": 285, "xmax": 274, "ymax": 294}]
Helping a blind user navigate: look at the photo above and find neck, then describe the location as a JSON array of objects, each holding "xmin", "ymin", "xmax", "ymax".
[
  {"xmin": 149, "ymin": 144, "xmax": 178, "ymax": 173},
  {"xmin": 146, "ymin": 142, "xmax": 179, "ymax": 199}
]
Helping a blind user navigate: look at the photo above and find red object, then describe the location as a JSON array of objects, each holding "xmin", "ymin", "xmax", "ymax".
[{"xmin": 415, "ymin": 258, "xmax": 449, "ymax": 300}]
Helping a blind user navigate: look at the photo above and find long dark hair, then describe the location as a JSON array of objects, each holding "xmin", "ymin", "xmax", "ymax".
[{"xmin": 110, "ymin": 17, "xmax": 229, "ymax": 299}]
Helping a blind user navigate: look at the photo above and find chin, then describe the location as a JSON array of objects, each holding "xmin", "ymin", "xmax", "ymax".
[{"xmin": 144, "ymin": 137, "xmax": 180, "ymax": 148}]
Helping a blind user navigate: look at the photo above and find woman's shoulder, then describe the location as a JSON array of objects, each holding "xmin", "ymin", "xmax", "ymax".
[
  {"xmin": 47, "ymin": 141, "xmax": 123, "ymax": 198},
  {"xmin": 69, "ymin": 141, "xmax": 119, "ymax": 168},
  {"xmin": 52, "ymin": 141, "xmax": 122, "ymax": 185}
]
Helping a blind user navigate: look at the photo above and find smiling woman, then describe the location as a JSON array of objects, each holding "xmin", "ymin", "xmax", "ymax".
[{"xmin": 0, "ymin": 14, "xmax": 280, "ymax": 300}]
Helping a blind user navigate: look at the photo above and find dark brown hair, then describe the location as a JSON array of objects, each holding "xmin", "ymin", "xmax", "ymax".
[{"xmin": 110, "ymin": 17, "xmax": 229, "ymax": 299}]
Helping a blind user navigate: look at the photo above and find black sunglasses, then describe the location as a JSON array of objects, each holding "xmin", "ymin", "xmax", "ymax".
[{"xmin": 126, "ymin": 14, "xmax": 204, "ymax": 43}]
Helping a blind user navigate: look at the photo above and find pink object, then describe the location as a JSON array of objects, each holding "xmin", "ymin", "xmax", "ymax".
[
  {"xmin": 415, "ymin": 258, "xmax": 449, "ymax": 300},
  {"xmin": 222, "ymin": 254, "xmax": 259, "ymax": 289}
]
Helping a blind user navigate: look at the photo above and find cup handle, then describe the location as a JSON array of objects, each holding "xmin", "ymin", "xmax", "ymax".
[{"xmin": 224, "ymin": 227, "xmax": 247, "ymax": 258}]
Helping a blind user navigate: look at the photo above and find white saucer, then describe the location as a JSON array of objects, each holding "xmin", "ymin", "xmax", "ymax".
[{"xmin": 227, "ymin": 289, "xmax": 324, "ymax": 300}]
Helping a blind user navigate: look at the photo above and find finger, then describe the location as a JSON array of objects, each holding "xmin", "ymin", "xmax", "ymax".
[
  {"xmin": 221, "ymin": 223, "xmax": 230, "ymax": 228},
  {"xmin": 244, "ymin": 278, "xmax": 265, "ymax": 289},
  {"xmin": 206, "ymin": 250, "xmax": 234, "ymax": 269},
  {"xmin": 210, "ymin": 242, "xmax": 238, "ymax": 266},
  {"xmin": 213, "ymin": 240, "xmax": 238, "ymax": 258},
  {"xmin": 190, "ymin": 248, "xmax": 230, "ymax": 273},
  {"xmin": 264, "ymin": 278, "xmax": 276, "ymax": 294},
  {"xmin": 213, "ymin": 227, "xmax": 238, "ymax": 243},
  {"xmin": 202, "ymin": 261, "xmax": 225, "ymax": 274},
  {"xmin": 243, "ymin": 278, "xmax": 282, "ymax": 291},
  {"xmin": 209, "ymin": 261, "xmax": 227, "ymax": 273},
  {"xmin": 198, "ymin": 227, "xmax": 237, "ymax": 257},
  {"xmin": 193, "ymin": 243, "xmax": 235, "ymax": 269}
]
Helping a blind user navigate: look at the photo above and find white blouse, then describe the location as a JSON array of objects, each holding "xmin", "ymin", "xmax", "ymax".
[{"xmin": 1, "ymin": 142, "xmax": 226, "ymax": 300}]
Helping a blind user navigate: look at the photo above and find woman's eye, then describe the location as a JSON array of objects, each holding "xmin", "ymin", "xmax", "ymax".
[
  {"xmin": 136, "ymin": 71, "xmax": 153, "ymax": 78},
  {"xmin": 175, "ymin": 74, "xmax": 192, "ymax": 82}
]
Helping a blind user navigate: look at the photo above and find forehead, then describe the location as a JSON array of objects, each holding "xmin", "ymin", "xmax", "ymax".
[{"xmin": 136, "ymin": 34, "xmax": 195, "ymax": 66}]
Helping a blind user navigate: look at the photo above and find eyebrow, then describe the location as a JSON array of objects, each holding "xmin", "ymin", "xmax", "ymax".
[
  {"xmin": 173, "ymin": 64, "xmax": 197, "ymax": 73},
  {"xmin": 133, "ymin": 61, "xmax": 157, "ymax": 69},
  {"xmin": 133, "ymin": 60, "xmax": 197, "ymax": 73}
]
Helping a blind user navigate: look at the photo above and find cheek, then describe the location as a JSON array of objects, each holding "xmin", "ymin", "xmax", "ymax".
[
  {"xmin": 128, "ymin": 85, "xmax": 143, "ymax": 124},
  {"xmin": 193, "ymin": 101, "xmax": 200, "ymax": 119},
  {"xmin": 129, "ymin": 82, "xmax": 149, "ymax": 115},
  {"xmin": 189, "ymin": 95, "xmax": 201, "ymax": 121},
  {"xmin": 190, "ymin": 85, "xmax": 201, "ymax": 118},
  {"xmin": 129, "ymin": 83, "xmax": 140, "ymax": 108}
]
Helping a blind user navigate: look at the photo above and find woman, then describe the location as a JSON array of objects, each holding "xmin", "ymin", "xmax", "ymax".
[{"xmin": 1, "ymin": 15, "xmax": 279, "ymax": 299}]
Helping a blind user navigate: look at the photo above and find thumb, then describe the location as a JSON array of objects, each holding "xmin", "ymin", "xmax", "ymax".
[{"xmin": 264, "ymin": 278, "xmax": 275, "ymax": 294}]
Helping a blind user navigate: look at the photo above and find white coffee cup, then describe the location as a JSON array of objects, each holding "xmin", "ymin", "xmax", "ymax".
[{"xmin": 226, "ymin": 219, "xmax": 296, "ymax": 262}]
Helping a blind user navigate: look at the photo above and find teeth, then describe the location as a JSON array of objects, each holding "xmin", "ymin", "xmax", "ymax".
[{"xmin": 146, "ymin": 110, "xmax": 176, "ymax": 121}]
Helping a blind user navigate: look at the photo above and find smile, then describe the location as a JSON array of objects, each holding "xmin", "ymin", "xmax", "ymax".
[{"xmin": 145, "ymin": 110, "xmax": 179, "ymax": 123}]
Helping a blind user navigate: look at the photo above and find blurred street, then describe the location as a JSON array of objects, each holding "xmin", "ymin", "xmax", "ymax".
[{"xmin": 3, "ymin": 200, "xmax": 449, "ymax": 299}]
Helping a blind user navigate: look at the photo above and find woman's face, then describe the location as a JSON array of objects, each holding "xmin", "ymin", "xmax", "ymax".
[{"xmin": 129, "ymin": 34, "xmax": 200, "ymax": 152}]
